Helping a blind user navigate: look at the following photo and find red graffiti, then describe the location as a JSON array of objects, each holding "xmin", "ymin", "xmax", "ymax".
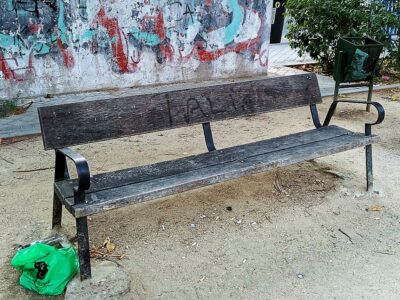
[
  {"xmin": 156, "ymin": 12, "xmax": 173, "ymax": 62},
  {"xmin": 56, "ymin": 38, "xmax": 75, "ymax": 69},
  {"xmin": 194, "ymin": 37, "xmax": 260, "ymax": 62},
  {"xmin": 94, "ymin": 7, "xmax": 137, "ymax": 73},
  {"xmin": 0, "ymin": 54, "xmax": 14, "ymax": 80},
  {"xmin": 155, "ymin": 11, "xmax": 166, "ymax": 41},
  {"xmin": 178, "ymin": 6, "xmax": 263, "ymax": 64},
  {"xmin": 1, "ymin": 3, "xmax": 267, "ymax": 82},
  {"xmin": 159, "ymin": 44, "xmax": 174, "ymax": 62},
  {"xmin": 0, "ymin": 54, "xmax": 35, "ymax": 81},
  {"xmin": 28, "ymin": 23, "xmax": 42, "ymax": 34}
]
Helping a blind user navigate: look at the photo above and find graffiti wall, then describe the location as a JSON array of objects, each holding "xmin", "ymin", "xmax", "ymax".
[{"xmin": 0, "ymin": 0, "xmax": 273, "ymax": 100}]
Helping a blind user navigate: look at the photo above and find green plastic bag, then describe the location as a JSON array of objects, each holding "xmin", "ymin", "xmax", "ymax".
[
  {"xmin": 346, "ymin": 48, "xmax": 370, "ymax": 81},
  {"xmin": 11, "ymin": 243, "xmax": 79, "ymax": 296}
]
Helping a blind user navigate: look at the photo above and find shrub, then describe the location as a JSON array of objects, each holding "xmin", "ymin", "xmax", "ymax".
[
  {"xmin": 285, "ymin": 0, "xmax": 400, "ymax": 72},
  {"xmin": 0, "ymin": 100, "xmax": 17, "ymax": 117}
]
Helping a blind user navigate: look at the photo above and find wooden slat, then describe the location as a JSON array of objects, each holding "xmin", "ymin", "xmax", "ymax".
[
  {"xmin": 56, "ymin": 125, "xmax": 351, "ymax": 199},
  {"xmin": 55, "ymin": 129, "xmax": 378, "ymax": 218},
  {"xmin": 39, "ymin": 74, "xmax": 321, "ymax": 150}
]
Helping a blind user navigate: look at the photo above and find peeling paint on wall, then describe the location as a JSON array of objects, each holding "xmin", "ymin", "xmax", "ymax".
[{"xmin": 0, "ymin": 0, "xmax": 273, "ymax": 100}]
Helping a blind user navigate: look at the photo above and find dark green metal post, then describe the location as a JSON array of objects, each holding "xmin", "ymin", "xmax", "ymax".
[
  {"xmin": 366, "ymin": 78, "xmax": 374, "ymax": 112},
  {"xmin": 365, "ymin": 124, "xmax": 373, "ymax": 191},
  {"xmin": 334, "ymin": 81, "xmax": 340, "ymax": 102}
]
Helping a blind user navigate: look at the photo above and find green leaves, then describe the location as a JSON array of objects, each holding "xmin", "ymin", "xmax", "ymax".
[{"xmin": 285, "ymin": 0, "xmax": 400, "ymax": 71}]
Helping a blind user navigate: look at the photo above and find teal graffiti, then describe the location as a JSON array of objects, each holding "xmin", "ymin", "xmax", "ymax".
[
  {"xmin": 0, "ymin": 34, "xmax": 16, "ymax": 48},
  {"xmin": 1, "ymin": 0, "xmax": 245, "ymax": 55},
  {"xmin": 57, "ymin": 0, "xmax": 66, "ymax": 32},
  {"xmin": 57, "ymin": 0, "xmax": 70, "ymax": 45},
  {"xmin": 0, "ymin": 1, "xmax": 69, "ymax": 57},
  {"xmin": 1, "ymin": 0, "xmax": 264, "ymax": 80},
  {"xmin": 33, "ymin": 42, "xmax": 51, "ymax": 55},
  {"xmin": 6, "ymin": 0, "xmax": 14, "ymax": 11},
  {"xmin": 129, "ymin": 27, "xmax": 161, "ymax": 46},
  {"xmin": 81, "ymin": 29, "xmax": 94, "ymax": 43},
  {"xmin": 0, "ymin": 32, "xmax": 52, "ymax": 56},
  {"xmin": 224, "ymin": 0, "xmax": 244, "ymax": 45}
]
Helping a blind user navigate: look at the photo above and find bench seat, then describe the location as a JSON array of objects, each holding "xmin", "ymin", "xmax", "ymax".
[{"xmin": 55, "ymin": 125, "xmax": 378, "ymax": 218}]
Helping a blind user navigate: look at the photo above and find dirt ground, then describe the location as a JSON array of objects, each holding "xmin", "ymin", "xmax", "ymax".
[{"xmin": 0, "ymin": 90, "xmax": 399, "ymax": 299}]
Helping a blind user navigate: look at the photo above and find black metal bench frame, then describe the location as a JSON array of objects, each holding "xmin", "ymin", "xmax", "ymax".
[{"xmin": 38, "ymin": 74, "xmax": 384, "ymax": 280}]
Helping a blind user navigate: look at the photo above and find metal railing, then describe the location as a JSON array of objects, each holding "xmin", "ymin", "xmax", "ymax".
[{"xmin": 380, "ymin": 0, "xmax": 399, "ymax": 43}]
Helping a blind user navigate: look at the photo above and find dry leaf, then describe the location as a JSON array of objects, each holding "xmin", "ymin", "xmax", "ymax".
[
  {"xmin": 273, "ymin": 172, "xmax": 283, "ymax": 193},
  {"xmin": 391, "ymin": 95, "xmax": 400, "ymax": 101},
  {"xmin": 366, "ymin": 205, "xmax": 384, "ymax": 212},
  {"xmin": 103, "ymin": 236, "xmax": 116, "ymax": 253}
]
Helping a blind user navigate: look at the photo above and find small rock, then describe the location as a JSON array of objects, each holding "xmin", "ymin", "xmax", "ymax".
[
  {"xmin": 190, "ymin": 223, "xmax": 197, "ymax": 228},
  {"xmin": 236, "ymin": 219, "xmax": 242, "ymax": 224},
  {"xmin": 226, "ymin": 206, "xmax": 233, "ymax": 211},
  {"xmin": 373, "ymin": 189, "xmax": 384, "ymax": 196},
  {"xmin": 354, "ymin": 191, "xmax": 363, "ymax": 198},
  {"xmin": 200, "ymin": 215, "xmax": 207, "ymax": 219},
  {"xmin": 297, "ymin": 273, "xmax": 305, "ymax": 279}
]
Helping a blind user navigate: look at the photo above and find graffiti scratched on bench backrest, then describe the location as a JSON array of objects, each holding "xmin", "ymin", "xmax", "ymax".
[{"xmin": 0, "ymin": 0, "xmax": 273, "ymax": 100}]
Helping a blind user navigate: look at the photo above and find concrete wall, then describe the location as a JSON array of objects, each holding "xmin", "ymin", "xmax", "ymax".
[{"xmin": 0, "ymin": 0, "xmax": 273, "ymax": 101}]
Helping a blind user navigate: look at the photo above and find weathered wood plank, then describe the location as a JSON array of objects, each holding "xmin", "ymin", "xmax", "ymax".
[
  {"xmin": 39, "ymin": 74, "xmax": 321, "ymax": 150},
  {"xmin": 55, "ymin": 125, "xmax": 351, "ymax": 199},
  {"xmin": 59, "ymin": 132, "xmax": 378, "ymax": 218}
]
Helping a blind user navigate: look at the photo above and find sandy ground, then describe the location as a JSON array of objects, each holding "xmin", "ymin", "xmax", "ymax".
[{"xmin": 0, "ymin": 90, "xmax": 399, "ymax": 299}]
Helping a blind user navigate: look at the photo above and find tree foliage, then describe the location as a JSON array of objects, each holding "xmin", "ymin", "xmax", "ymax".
[{"xmin": 285, "ymin": 0, "xmax": 400, "ymax": 71}]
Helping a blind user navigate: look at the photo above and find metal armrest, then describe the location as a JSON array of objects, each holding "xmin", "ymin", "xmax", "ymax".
[
  {"xmin": 323, "ymin": 100, "xmax": 385, "ymax": 135},
  {"xmin": 56, "ymin": 148, "xmax": 91, "ymax": 191}
]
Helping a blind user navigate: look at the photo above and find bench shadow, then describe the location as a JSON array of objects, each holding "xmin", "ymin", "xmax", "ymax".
[{"xmin": 88, "ymin": 161, "xmax": 338, "ymax": 248}]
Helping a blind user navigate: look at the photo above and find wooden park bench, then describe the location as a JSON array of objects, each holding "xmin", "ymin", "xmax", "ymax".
[{"xmin": 38, "ymin": 73, "xmax": 384, "ymax": 280}]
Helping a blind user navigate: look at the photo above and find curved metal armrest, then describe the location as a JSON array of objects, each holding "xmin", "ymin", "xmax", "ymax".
[
  {"xmin": 323, "ymin": 100, "xmax": 385, "ymax": 133},
  {"xmin": 56, "ymin": 148, "xmax": 91, "ymax": 191}
]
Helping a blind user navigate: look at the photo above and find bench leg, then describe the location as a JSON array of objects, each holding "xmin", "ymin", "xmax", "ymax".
[
  {"xmin": 52, "ymin": 192, "xmax": 63, "ymax": 228},
  {"xmin": 76, "ymin": 217, "xmax": 92, "ymax": 280},
  {"xmin": 366, "ymin": 144, "xmax": 373, "ymax": 191},
  {"xmin": 53, "ymin": 150, "xmax": 69, "ymax": 228}
]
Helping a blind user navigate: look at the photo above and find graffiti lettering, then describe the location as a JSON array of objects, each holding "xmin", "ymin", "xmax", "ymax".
[
  {"xmin": 166, "ymin": 91, "xmax": 257, "ymax": 125},
  {"xmin": 0, "ymin": 0, "xmax": 271, "ymax": 82}
]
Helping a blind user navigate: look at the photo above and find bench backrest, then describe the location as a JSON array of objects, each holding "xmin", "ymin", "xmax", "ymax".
[{"xmin": 38, "ymin": 73, "xmax": 321, "ymax": 150}]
